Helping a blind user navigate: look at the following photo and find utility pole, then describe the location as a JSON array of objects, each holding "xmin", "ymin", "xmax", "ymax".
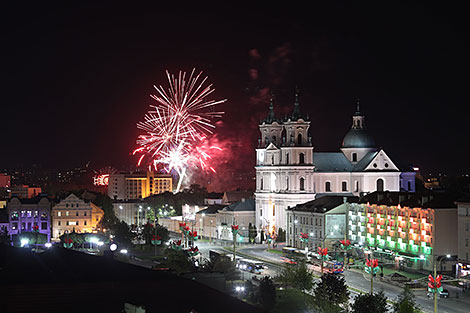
[
  {"xmin": 434, "ymin": 260, "xmax": 438, "ymax": 313},
  {"xmin": 154, "ymin": 207, "xmax": 158, "ymax": 256}
]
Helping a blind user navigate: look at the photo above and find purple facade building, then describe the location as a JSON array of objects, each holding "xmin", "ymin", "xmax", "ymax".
[{"xmin": 7, "ymin": 196, "xmax": 52, "ymax": 242}]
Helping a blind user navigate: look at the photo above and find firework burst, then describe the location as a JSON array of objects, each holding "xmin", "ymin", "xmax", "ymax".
[{"xmin": 134, "ymin": 69, "xmax": 226, "ymax": 192}]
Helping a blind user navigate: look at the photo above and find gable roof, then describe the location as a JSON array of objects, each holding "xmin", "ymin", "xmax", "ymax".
[
  {"xmin": 222, "ymin": 199, "xmax": 255, "ymax": 212},
  {"xmin": 313, "ymin": 152, "xmax": 353, "ymax": 172},
  {"xmin": 288, "ymin": 195, "xmax": 359, "ymax": 213},
  {"xmin": 197, "ymin": 204, "xmax": 226, "ymax": 215},
  {"xmin": 222, "ymin": 191, "xmax": 253, "ymax": 204}
]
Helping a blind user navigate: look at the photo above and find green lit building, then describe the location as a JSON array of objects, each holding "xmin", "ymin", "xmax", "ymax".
[{"xmin": 347, "ymin": 192, "xmax": 457, "ymax": 271}]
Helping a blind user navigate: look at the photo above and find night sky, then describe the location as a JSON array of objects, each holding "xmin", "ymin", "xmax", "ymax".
[{"xmin": 2, "ymin": 3, "xmax": 469, "ymax": 187}]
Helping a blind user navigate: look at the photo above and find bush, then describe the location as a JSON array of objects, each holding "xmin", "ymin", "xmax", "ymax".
[
  {"xmin": 351, "ymin": 291, "xmax": 388, "ymax": 313},
  {"xmin": 258, "ymin": 276, "xmax": 276, "ymax": 310}
]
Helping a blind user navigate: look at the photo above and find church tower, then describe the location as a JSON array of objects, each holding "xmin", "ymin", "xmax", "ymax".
[
  {"xmin": 341, "ymin": 99, "xmax": 376, "ymax": 163},
  {"xmin": 255, "ymin": 90, "xmax": 316, "ymax": 243}
]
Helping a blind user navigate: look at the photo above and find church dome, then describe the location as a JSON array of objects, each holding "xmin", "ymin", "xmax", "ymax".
[{"xmin": 341, "ymin": 128, "xmax": 375, "ymax": 148}]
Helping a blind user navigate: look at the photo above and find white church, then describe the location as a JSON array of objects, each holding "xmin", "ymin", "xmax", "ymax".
[{"xmin": 254, "ymin": 93, "xmax": 416, "ymax": 241}]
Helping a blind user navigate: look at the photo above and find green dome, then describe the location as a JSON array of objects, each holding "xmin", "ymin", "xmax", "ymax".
[{"xmin": 341, "ymin": 129, "xmax": 375, "ymax": 148}]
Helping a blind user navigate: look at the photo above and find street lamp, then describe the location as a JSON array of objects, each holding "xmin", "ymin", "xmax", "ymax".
[{"xmin": 20, "ymin": 238, "xmax": 29, "ymax": 247}]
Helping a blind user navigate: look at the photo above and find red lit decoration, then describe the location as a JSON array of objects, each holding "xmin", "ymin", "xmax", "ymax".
[
  {"xmin": 340, "ymin": 239, "xmax": 352, "ymax": 250},
  {"xmin": 365, "ymin": 258, "xmax": 380, "ymax": 274},
  {"xmin": 188, "ymin": 231, "xmax": 198, "ymax": 241},
  {"xmin": 317, "ymin": 247, "xmax": 329, "ymax": 260},
  {"xmin": 186, "ymin": 246, "xmax": 199, "ymax": 257},
  {"xmin": 299, "ymin": 232, "xmax": 309, "ymax": 243},
  {"xmin": 33, "ymin": 225, "xmax": 39, "ymax": 232},
  {"xmin": 63, "ymin": 238, "xmax": 73, "ymax": 249},
  {"xmin": 171, "ymin": 239, "xmax": 182, "ymax": 250},
  {"xmin": 428, "ymin": 274, "xmax": 443, "ymax": 293},
  {"xmin": 231, "ymin": 225, "xmax": 239, "ymax": 236},
  {"xmin": 151, "ymin": 235, "xmax": 162, "ymax": 245}
]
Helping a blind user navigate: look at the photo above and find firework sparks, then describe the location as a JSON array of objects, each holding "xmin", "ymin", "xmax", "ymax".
[{"xmin": 134, "ymin": 69, "xmax": 226, "ymax": 192}]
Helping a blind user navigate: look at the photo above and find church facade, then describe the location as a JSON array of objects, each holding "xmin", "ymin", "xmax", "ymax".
[{"xmin": 254, "ymin": 94, "xmax": 416, "ymax": 242}]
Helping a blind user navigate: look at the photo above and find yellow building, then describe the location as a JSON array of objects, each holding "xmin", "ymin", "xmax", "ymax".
[
  {"xmin": 51, "ymin": 193, "xmax": 104, "ymax": 240},
  {"xmin": 108, "ymin": 171, "xmax": 172, "ymax": 200}
]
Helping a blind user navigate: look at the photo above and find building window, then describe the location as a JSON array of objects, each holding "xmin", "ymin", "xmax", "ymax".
[
  {"xmin": 260, "ymin": 209, "xmax": 263, "ymax": 216},
  {"xmin": 300, "ymin": 178, "xmax": 305, "ymax": 191},
  {"xmin": 66, "ymin": 211, "xmax": 69, "ymax": 216},
  {"xmin": 84, "ymin": 220, "xmax": 87, "ymax": 226},
  {"xmin": 466, "ymin": 238, "xmax": 469, "ymax": 247},
  {"xmin": 466, "ymin": 223, "xmax": 469, "ymax": 231},
  {"xmin": 377, "ymin": 179, "xmax": 384, "ymax": 192},
  {"xmin": 58, "ymin": 211, "xmax": 61, "ymax": 217},
  {"xmin": 342, "ymin": 181, "xmax": 348, "ymax": 192},
  {"xmin": 260, "ymin": 178, "xmax": 263, "ymax": 190},
  {"xmin": 84, "ymin": 212, "xmax": 87, "ymax": 216},
  {"xmin": 355, "ymin": 181, "xmax": 359, "ymax": 192},
  {"xmin": 325, "ymin": 181, "xmax": 331, "ymax": 192},
  {"xmin": 407, "ymin": 181, "xmax": 412, "ymax": 191},
  {"xmin": 41, "ymin": 222, "xmax": 47, "ymax": 230},
  {"xmin": 286, "ymin": 153, "xmax": 289, "ymax": 165},
  {"xmin": 286, "ymin": 176, "xmax": 289, "ymax": 190},
  {"xmin": 12, "ymin": 222, "xmax": 18, "ymax": 230},
  {"xmin": 273, "ymin": 206, "xmax": 275, "ymax": 216},
  {"xmin": 76, "ymin": 212, "xmax": 79, "ymax": 216},
  {"xmin": 352, "ymin": 153, "xmax": 357, "ymax": 162},
  {"xmin": 297, "ymin": 133, "xmax": 302, "ymax": 145},
  {"xmin": 299, "ymin": 153, "xmax": 305, "ymax": 164}
]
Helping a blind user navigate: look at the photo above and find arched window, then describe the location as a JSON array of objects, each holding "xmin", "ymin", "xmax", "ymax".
[
  {"xmin": 271, "ymin": 155, "xmax": 274, "ymax": 165},
  {"xmin": 377, "ymin": 178, "xmax": 384, "ymax": 192},
  {"xmin": 352, "ymin": 153, "xmax": 357, "ymax": 162},
  {"xmin": 342, "ymin": 181, "xmax": 348, "ymax": 192},
  {"xmin": 286, "ymin": 177, "xmax": 289, "ymax": 190},
  {"xmin": 325, "ymin": 181, "xmax": 331, "ymax": 192},
  {"xmin": 355, "ymin": 181, "xmax": 359, "ymax": 192},
  {"xmin": 297, "ymin": 133, "xmax": 302, "ymax": 145},
  {"xmin": 272, "ymin": 136, "xmax": 276, "ymax": 144},
  {"xmin": 300, "ymin": 177, "xmax": 305, "ymax": 191},
  {"xmin": 299, "ymin": 153, "xmax": 305, "ymax": 164},
  {"xmin": 260, "ymin": 177, "xmax": 264, "ymax": 190},
  {"xmin": 286, "ymin": 153, "xmax": 289, "ymax": 165}
]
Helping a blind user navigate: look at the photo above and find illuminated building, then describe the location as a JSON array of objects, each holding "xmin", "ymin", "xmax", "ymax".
[
  {"xmin": 7, "ymin": 196, "xmax": 51, "ymax": 241},
  {"xmin": 195, "ymin": 204, "xmax": 224, "ymax": 240},
  {"xmin": 255, "ymin": 95, "xmax": 416, "ymax": 243},
  {"xmin": 456, "ymin": 201, "xmax": 470, "ymax": 262},
  {"xmin": 10, "ymin": 185, "xmax": 42, "ymax": 199},
  {"xmin": 51, "ymin": 193, "xmax": 104, "ymax": 239},
  {"xmin": 216, "ymin": 198, "xmax": 255, "ymax": 242},
  {"xmin": 347, "ymin": 192, "xmax": 457, "ymax": 271},
  {"xmin": 108, "ymin": 171, "xmax": 172, "ymax": 200},
  {"xmin": 286, "ymin": 196, "xmax": 357, "ymax": 250},
  {"xmin": 0, "ymin": 173, "xmax": 10, "ymax": 188},
  {"xmin": 112, "ymin": 199, "xmax": 147, "ymax": 226}
]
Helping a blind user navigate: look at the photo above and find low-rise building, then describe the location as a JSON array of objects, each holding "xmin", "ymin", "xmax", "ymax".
[
  {"xmin": 216, "ymin": 198, "xmax": 255, "ymax": 242},
  {"xmin": 113, "ymin": 199, "xmax": 147, "ymax": 227},
  {"xmin": 51, "ymin": 194, "xmax": 104, "ymax": 239},
  {"xmin": 195, "ymin": 204, "xmax": 224, "ymax": 239},
  {"xmin": 286, "ymin": 196, "xmax": 358, "ymax": 250},
  {"xmin": 7, "ymin": 196, "xmax": 52, "ymax": 241}
]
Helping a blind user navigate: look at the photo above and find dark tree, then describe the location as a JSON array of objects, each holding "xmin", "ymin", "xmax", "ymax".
[
  {"xmin": 278, "ymin": 261, "xmax": 314, "ymax": 292},
  {"xmin": 351, "ymin": 291, "xmax": 388, "ymax": 313},
  {"xmin": 393, "ymin": 285, "xmax": 421, "ymax": 313},
  {"xmin": 213, "ymin": 255, "xmax": 239, "ymax": 281},
  {"xmin": 165, "ymin": 248, "xmax": 194, "ymax": 274},
  {"xmin": 258, "ymin": 276, "xmax": 276, "ymax": 311},
  {"xmin": 312, "ymin": 273, "xmax": 349, "ymax": 312},
  {"xmin": 277, "ymin": 227, "xmax": 286, "ymax": 242},
  {"xmin": 142, "ymin": 222, "xmax": 169, "ymax": 245},
  {"xmin": 112, "ymin": 221, "xmax": 135, "ymax": 247}
]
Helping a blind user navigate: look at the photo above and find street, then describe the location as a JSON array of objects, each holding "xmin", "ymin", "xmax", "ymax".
[{"xmin": 189, "ymin": 238, "xmax": 470, "ymax": 313}]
